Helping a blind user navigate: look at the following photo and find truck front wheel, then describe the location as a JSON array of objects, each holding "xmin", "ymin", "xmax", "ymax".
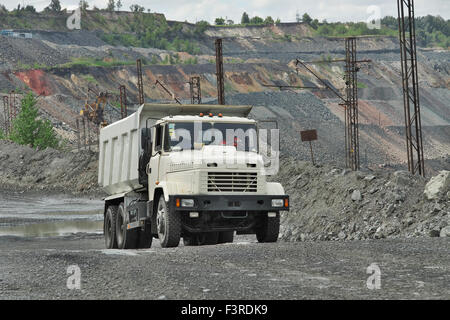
[
  {"xmin": 256, "ymin": 214, "xmax": 280, "ymax": 243},
  {"xmin": 156, "ymin": 195, "xmax": 181, "ymax": 248}
]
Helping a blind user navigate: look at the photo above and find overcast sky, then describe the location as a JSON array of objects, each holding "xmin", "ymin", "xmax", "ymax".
[{"xmin": 2, "ymin": 0, "xmax": 449, "ymax": 23}]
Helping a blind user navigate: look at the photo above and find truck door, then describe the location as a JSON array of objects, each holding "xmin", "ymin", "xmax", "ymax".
[{"xmin": 149, "ymin": 124, "xmax": 163, "ymax": 200}]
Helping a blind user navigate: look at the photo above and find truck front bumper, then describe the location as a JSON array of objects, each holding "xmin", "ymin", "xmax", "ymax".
[{"xmin": 168, "ymin": 194, "xmax": 289, "ymax": 212}]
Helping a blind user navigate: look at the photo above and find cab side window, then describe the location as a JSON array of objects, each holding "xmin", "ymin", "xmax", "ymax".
[{"xmin": 154, "ymin": 125, "xmax": 162, "ymax": 151}]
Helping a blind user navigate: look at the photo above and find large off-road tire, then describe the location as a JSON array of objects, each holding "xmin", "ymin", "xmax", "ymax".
[
  {"xmin": 137, "ymin": 224, "xmax": 153, "ymax": 249},
  {"xmin": 116, "ymin": 202, "xmax": 138, "ymax": 249},
  {"xmin": 156, "ymin": 195, "xmax": 181, "ymax": 248},
  {"xmin": 104, "ymin": 205, "xmax": 118, "ymax": 249},
  {"xmin": 256, "ymin": 214, "xmax": 280, "ymax": 243},
  {"xmin": 218, "ymin": 231, "xmax": 234, "ymax": 244}
]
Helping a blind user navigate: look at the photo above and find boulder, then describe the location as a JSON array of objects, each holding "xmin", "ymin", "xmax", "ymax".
[
  {"xmin": 351, "ymin": 190, "xmax": 361, "ymax": 201},
  {"xmin": 424, "ymin": 171, "xmax": 450, "ymax": 200},
  {"xmin": 440, "ymin": 226, "xmax": 450, "ymax": 238},
  {"xmin": 392, "ymin": 170, "xmax": 411, "ymax": 186}
]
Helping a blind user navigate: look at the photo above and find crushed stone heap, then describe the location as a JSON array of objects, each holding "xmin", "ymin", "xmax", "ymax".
[{"xmin": 275, "ymin": 158, "xmax": 449, "ymax": 241}]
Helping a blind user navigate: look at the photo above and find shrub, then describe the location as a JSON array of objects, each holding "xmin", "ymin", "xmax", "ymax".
[{"xmin": 9, "ymin": 92, "xmax": 60, "ymax": 150}]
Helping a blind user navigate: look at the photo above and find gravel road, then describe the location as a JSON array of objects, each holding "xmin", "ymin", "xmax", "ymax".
[{"xmin": 0, "ymin": 234, "xmax": 448, "ymax": 300}]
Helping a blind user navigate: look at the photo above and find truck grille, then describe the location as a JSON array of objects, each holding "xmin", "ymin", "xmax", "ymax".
[{"xmin": 207, "ymin": 172, "xmax": 257, "ymax": 192}]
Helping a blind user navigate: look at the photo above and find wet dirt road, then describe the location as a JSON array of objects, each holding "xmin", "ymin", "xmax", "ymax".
[{"xmin": 0, "ymin": 192, "xmax": 448, "ymax": 300}]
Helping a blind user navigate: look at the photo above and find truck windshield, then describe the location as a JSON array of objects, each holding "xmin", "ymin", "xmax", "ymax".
[{"xmin": 165, "ymin": 122, "xmax": 258, "ymax": 152}]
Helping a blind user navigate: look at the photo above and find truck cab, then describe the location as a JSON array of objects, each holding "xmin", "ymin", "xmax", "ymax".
[{"xmin": 99, "ymin": 104, "xmax": 289, "ymax": 249}]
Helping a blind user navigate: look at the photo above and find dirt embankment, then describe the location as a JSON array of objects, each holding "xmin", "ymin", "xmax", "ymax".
[
  {"xmin": 276, "ymin": 157, "xmax": 450, "ymax": 241},
  {"xmin": 0, "ymin": 140, "xmax": 102, "ymax": 196}
]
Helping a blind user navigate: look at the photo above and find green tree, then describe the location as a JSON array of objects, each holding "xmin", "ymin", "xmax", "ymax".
[
  {"xmin": 241, "ymin": 12, "xmax": 250, "ymax": 24},
  {"xmin": 79, "ymin": 0, "xmax": 89, "ymax": 11},
  {"xmin": 107, "ymin": 0, "xmax": 115, "ymax": 12},
  {"xmin": 130, "ymin": 4, "xmax": 145, "ymax": 12},
  {"xmin": 9, "ymin": 92, "xmax": 60, "ymax": 150},
  {"xmin": 250, "ymin": 16, "xmax": 264, "ymax": 25},
  {"xmin": 46, "ymin": 0, "xmax": 61, "ymax": 12},
  {"xmin": 264, "ymin": 16, "xmax": 274, "ymax": 25},
  {"xmin": 302, "ymin": 13, "xmax": 312, "ymax": 25},
  {"xmin": 215, "ymin": 17, "xmax": 225, "ymax": 25},
  {"xmin": 194, "ymin": 20, "xmax": 209, "ymax": 35},
  {"xmin": 24, "ymin": 5, "xmax": 36, "ymax": 13},
  {"xmin": 116, "ymin": 0, "xmax": 122, "ymax": 11}
]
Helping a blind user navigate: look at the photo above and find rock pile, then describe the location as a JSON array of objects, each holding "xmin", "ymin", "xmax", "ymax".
[
  {"xmin": 276, "ymin": 157, "xmax": 450, "ymax": 241},
  {"xmin": 0, "ymin": 140, "xmax": 101, "ymax": 195}
]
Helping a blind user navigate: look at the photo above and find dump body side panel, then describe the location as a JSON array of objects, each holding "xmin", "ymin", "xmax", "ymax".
[{"xmin": 98, "ymin": 111, "xmax": 141, "ymax": 195}]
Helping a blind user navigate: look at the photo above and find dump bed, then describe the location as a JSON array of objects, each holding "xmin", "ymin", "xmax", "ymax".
[{"xmin": 98, "ymin": 103, "xmax": 252, "ymax": 195}]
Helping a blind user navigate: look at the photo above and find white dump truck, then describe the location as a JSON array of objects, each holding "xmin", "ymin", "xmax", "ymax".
[{"xmin": 98, "ymin": 104, "xmax": 289, "ymax": 249}]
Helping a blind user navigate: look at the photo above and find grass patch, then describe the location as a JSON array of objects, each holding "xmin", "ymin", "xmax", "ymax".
[
  {"xmin": 81, "ymin": 74, "xmax": 98, "ymax": 84},
  {"xmin": 58, "ymin": 57, "xmax": 136, "ymax": 68},
  {"xmin": 358, "ymin": 81, "xmax": 368, "ymax": 89}
]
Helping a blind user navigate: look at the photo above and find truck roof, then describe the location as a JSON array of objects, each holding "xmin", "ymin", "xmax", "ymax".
[
  {"xmin": 159, "ymin": 115, "xmax": 256, "ymax": 123},
  {"xmin": 138, "ymin": 103, "xmax": 253, "ymax": 119}
]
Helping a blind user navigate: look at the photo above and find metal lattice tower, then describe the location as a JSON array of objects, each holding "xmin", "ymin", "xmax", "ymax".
[
  {"xmin": 215, "ymin": 39, "xmax": 225, "ymax": 105},
  {"xmin": 189, "ymin": 76, "xmax": 202, "ymax": 104},
  {"xmin": 136, "ymin": 59, "xmax": 144, "ymax": 105},
  {"xmin": 345, "ymin": 37, "xmax": 360, "ymax": 171},
  {"xmin": 2, "ymin": 96, "xmax": 9, "ymax": 134},
  {"xmin": 119, "ymin": 85, "xmax": 127, "ymax": 119},
  {"xmin": 397, "ymin": 0, "xmax": 425, "ymax": 176}
]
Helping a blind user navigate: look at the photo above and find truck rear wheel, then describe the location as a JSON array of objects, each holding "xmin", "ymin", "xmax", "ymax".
[
  {"xmin": 104, "ymin": 205, "xmax": 118, "ymax": 249},
  {"xmin": 218, "ymin": 231, "xmax": 234, "ymax": 244},
  {"xmin": 156, "ymin": 195, "xmax": 181, "ymax": 248},
  {"xmin": 116, "ymin": 202, "xmax": 138, "ymax": 249},
  {"xmin": 256, "ymin": 215, "xmax": 280, "ymax": 243}
]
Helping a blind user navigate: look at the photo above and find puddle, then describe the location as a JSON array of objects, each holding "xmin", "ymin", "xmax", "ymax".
[
  {"xmin": 0, "ymin": 220, "xmax": 103, "ymax": 237},
  {"xmin": 0, "ymin": 192, "xmax": 104, "ymax": 237}
]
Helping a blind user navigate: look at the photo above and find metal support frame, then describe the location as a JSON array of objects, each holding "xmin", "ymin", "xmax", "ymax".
[
  {"xmin": 296, "ymin": 38, "xmax": 369, "ymax": 171},
  {"xmin": 9, "ymin": 91, "xmax": 16, "ymax": 119},
  {"xmin": 136, "ymin": 59, "xmax": 144, "ymax": 105},
  {"xmin": 2, "ymin": 96, "xmax": 9, "ymax": 134},
  {"xmin": 345, "ymin": 37, "xmax": 360, "ymax": 171},
  {"xmin": 155, "ymin": 80, "xmax": 182, "ymax": 105},
  {"xmin": 189, "ymin": 76, "xmax": 202, "ymax": 104},
  {"xmin": 119, "ymin": 85, "xmax": 127, "ymax": 119},
  {"xmin": 397, "ymin": 0, "xmax": 425, "ymax": 176},
  {"xmin": 215, "ymin": 38, "xmax": 225, "ymax": 105},
  {"xmin": 76, "ymin": 118, "xmax": 81, "ymax": 151}
]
